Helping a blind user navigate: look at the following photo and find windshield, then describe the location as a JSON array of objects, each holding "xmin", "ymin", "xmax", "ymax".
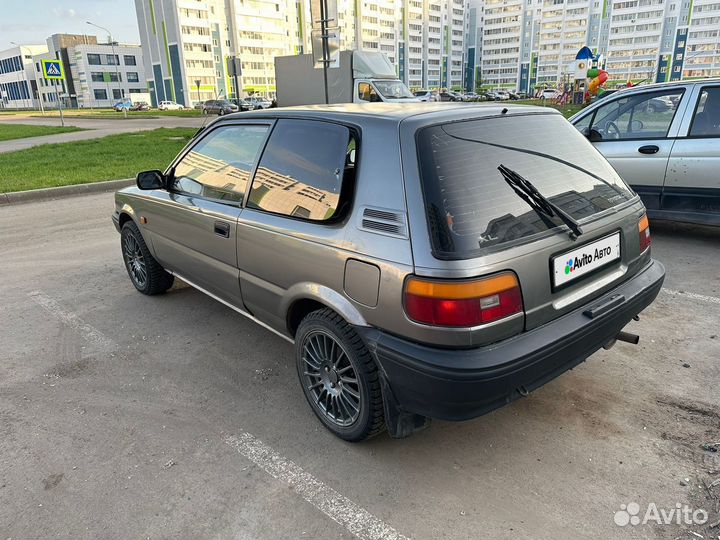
[
  {"xmin": 416, "ymin": 114, "xmax": 635, "ymax": 259},
  {"xmin": 374, "ymin": 81, "xmax": 414, "ymax": 99}
]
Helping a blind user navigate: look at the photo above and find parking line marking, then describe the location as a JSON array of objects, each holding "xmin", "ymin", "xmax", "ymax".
[
  {"xmin": 224, "ymin": 433, "xmax": 410, "ymax": 540},
  {"xmin": 28, "ymin": 291, "xmax": 116, "ymax": 351},
  {"xmin": 662, "ymin": 288, "xmax": 720, "ymax": 306}
]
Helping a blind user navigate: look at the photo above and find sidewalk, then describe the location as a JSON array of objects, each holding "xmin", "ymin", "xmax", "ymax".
[{"xmin": 0, "ymin": 114, "xmax": 204, "ymax": 153}]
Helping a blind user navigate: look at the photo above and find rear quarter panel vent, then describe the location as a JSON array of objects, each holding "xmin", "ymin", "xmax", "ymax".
[{"xmin": 359, "ymin": 206, "xmax": 408, "ymax": 238}]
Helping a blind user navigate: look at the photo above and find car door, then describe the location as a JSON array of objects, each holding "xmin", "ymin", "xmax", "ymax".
[
  {"xmin": 236, "ymin": 118, "xmax": 356, "ymax": 331},
  {"xmin": 139, "ymin": 121, "xmax": 272, "ymax": 306},
  {"xmin": 663, "ymin": 84, "xmax": 720, "ymax": 222},
  {"xmin": 576, "ymin": 87, "xmax": 688, "ymax": 211}
]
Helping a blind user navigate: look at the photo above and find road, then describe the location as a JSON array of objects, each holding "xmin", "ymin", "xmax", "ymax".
[
  {"xmin": 0, "ymin": 114, "xmax": 205, "ymax": 153},
  {"xmin": 1, "ymin": 193, "xmax": 718, "ymax": 540}
]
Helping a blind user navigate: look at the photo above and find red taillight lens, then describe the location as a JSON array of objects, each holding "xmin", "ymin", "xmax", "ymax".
[
  {"xmin": 403, "ymin": 272, "xmax": 523, "ymax": 327},
  {"xmin": 639, "ymin": 214, "xmax": 651, "ymax": 252}
]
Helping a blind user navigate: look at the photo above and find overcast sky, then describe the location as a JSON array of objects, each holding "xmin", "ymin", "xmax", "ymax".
[{"xmin": 2, "ymin": 0, "xmax": 141, "ymax": 48}]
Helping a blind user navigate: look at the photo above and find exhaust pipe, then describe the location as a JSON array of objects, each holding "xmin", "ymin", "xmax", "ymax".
[
  {"xmin": 616, "ymin": 331, "xmax": 640, "ymax": 345},
  {"xmin": 603, "ymin": 329, "xmax": 640, "ymax": 350}
]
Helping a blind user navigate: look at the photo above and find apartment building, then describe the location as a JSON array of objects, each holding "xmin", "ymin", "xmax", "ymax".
[
  {"xmin": 135, "ymin": 0, "xmax": 302, "ymax": 106},
  {"xmin": 398, "ymin": 0, "xmax": 466, "ymax": 89},
  {"xmin": 0, "ymin": 44, "xmax": 47, "ymax": 109},
  {"xmin": 135, "ymin": 0, "xmax": 465, "ymax": 104},
  {"xmin": 469, "ymin": 0, "xmax": 720, "ymax": 91}
]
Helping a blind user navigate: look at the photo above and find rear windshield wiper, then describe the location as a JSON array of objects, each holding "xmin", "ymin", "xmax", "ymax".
[{"xmin": 497, "ymin": 164, "xmax": 584, "ymax": 239}]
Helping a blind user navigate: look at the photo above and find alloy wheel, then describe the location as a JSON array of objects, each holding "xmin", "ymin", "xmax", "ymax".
[
  {"xmin": 301, "ymin": 330, "xmax": 362, "ymax": 427},
  {"xmin": 122, "ymin": 231, "xmax": 147, "ymax": 288}
]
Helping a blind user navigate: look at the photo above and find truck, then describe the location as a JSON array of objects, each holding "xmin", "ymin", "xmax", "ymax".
[{"xmin": 275, "ymin": 50, "xmax": 419, "ymax": 107}]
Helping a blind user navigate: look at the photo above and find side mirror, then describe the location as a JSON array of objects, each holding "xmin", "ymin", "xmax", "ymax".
[
  {"xmin": 588, "ymin": 129, "xmax": 603, "ymax": 143},
  {"xmin": 136, "ymin": 170, "xmax": 165, "ymax": 190},
  {"xmin": 630, "ymin": 119, "xmax": 644, "ymax": 132}
]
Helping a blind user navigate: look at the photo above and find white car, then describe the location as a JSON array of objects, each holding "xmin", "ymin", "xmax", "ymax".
[
  {"xmin": 158, "ymin": 101, "xmax": 185, "ymax": 111},
  {"xmin": 541, "ymin": 89, "xmax": 561, "ymax": 100},
  {"xmin": 248, "ymin": 97, "xmax": 272, "ymax": 109}
]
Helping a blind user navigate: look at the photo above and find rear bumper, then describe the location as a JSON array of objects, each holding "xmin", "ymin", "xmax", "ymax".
[{"xmin": 359, "ymin": 259, "xmax": 665, "ymax": 422}]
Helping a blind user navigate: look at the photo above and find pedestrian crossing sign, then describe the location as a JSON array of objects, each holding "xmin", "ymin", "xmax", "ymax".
[{"xmin": 42, "ymin": 60, "xmax": 64, "ymax": 80}]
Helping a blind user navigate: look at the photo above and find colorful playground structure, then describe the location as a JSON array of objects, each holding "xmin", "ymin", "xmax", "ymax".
[{"xmin": 572, "ymin": 46, "xmax": 608, "ymax": 103}]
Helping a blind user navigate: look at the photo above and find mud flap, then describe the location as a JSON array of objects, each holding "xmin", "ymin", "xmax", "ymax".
[{"xmin": 380, "ymin": 375, "xmax": 431, "ymax": 438}]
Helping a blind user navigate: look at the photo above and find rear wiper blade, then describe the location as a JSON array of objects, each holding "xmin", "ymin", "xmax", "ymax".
[{"xmin": 498, "ymin": 164, "xmax": 583, "ymax": 239}]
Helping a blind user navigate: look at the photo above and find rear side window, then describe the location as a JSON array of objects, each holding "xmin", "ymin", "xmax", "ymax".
[
  {"xmin": 416, "ymin": 114, "xmax": 635, "ymax": 259},
  {"xmin": 248, "ymin": 119, "xmax": 354, "ymax": 221},
  {"xmin": 689, "ymin": 87, "xmax": 720, "ymax": 137}
]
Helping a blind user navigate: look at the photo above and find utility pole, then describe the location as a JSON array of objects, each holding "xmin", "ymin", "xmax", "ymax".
[{"xmin": 87, "ymin": 21, "xmax": 127, "ymax": 118}]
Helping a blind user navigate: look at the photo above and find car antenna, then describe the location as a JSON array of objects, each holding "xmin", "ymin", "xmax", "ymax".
[{"xmin": 197, "ymin": 88, "xmax": 225, "ymax": 135}]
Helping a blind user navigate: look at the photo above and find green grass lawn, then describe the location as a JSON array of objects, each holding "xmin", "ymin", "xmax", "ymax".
[
  {"xmin": 0, "ymin": 127, "xmax": 196, "ymax": 193},
  {"xmin": 0, "ymin": 123, "xmax": 85, "ymax": 142}
]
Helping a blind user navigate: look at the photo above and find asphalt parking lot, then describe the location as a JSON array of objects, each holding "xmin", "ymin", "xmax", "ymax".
[{"xmin": 1, "ymin": 192, "xmax": 719, "ymax": 540}]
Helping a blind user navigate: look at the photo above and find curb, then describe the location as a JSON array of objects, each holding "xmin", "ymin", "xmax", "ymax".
[{"xmin": 0, "ymin": 178, "xmax": 135, "ymax": 206}]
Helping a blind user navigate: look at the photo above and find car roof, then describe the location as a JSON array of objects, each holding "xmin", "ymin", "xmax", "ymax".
[
  {"xmin": 608, "ymin": 77, "xmax": 720, "ymax": 95},
  {"xmin": 221, "ymin": 103, "xmax": 560, "ymax": 124}
]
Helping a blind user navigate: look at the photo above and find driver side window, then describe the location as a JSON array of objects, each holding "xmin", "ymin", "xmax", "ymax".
[
  {"xmin": 358, "ymin": 82, "xmax": 379, "ymax": 102},
  {"xmin": 171, "ymin": 124, "xmax": 269, "ymax": 203},
  {"xmin": 589, "ymin": 90, "xmax": 683, "ymax": 140}
]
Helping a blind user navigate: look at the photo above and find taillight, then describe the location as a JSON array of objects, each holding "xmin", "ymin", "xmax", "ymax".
[
  {"xmin": 403, "ymin": 272, "xmax": 523, "ymax": 327},
  {"xmin": 639, "ymin": 214, "xmax": 651, "ymax": 252}
]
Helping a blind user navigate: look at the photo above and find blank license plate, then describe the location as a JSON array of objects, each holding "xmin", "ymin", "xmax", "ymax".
[{"xmin": 553, "ymin": 232, "xmax": 621, "ymax": 287}]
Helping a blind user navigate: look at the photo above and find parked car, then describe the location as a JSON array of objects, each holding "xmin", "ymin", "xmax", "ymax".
[
  {"xmin": 114, "ymin": 103, "xmax": 664, "ymax": 441},
  {"xmin": 248, "ymin": 96, "xmax": 272, "ymax": 109},
  {"xmin": 130, "ymin": 101, "xmax": 150, "ymax": 111},
  {"xmin": 571, "ymin": 79, "xmax": 720, "ymax": 226},
  {"xmin": 158, "ymin": 101, "xmax": 184, "ymax": 111},
  {"xmin": 202, "ymin": 99, "xmax": 239, "ymax": 115},
  {"xmin": 113, "ymin": 101, "xmax": 130, "ymax": 112},
  {"xmin": 230, "ymin": 98, "xmax": 254, "ymax": 111},
  {"xmin": 438, "ymin": 91, "xmax": 458, "ymax": 102},
  {"xmin": 413, "ymin": 90, "xmax": 437, "ymax": 102},
  {"xmin": 541, "ymin": 89, "xmax": 561, "ymax": 100}
]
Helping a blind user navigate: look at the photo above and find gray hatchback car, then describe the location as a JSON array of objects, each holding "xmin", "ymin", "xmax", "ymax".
[{"xmin": 113, "ymin": 103, "xmax": 665, "ymax": 441}]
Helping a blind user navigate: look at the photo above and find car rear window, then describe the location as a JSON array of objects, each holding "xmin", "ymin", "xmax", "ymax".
[{"xmin": 416, "ymin": 113, "xmax": 635, "ymax": 259}]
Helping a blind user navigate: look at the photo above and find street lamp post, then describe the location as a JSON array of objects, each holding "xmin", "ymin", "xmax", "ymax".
[{"xmin": 86, "ymin": 21, "xmax": 126, "ymax": 118}]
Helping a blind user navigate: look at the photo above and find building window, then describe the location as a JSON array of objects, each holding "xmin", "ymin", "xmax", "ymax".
[
  {"xmin": 112, "ymin": 89, "xmax": 122, "ymax": 99},
  {"xmin": 90, "ymin": 72, "xmax": 104, "ymax": 82},
  {"xmin": 106, "ymin": 54, "xmax": 119, "ymax": 65},
  {"xmin": 123, "ymin": 55, "xmax": 137, "ymax": 66},
  {"xmin": 87, "ymin": 53, "xmax": 102, "ymax": 65},
  {"xmin": 127, "ymin": 72, "xmax": 139, "ymax": 82},
  {"xmin": 94, "ymin": 89, "xmax": 107, "ymax": 100}
]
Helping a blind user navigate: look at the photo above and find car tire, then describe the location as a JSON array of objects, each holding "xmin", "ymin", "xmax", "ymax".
[
  {"xmin": 120, "ymin": 221, "xmax": 174, "ymax": 295},
  {"xmin": 218, "ymin": 109, "xmax": 225, "ymax": 116},
  {"xmin": 295, "ymin": 308, "xmax": 386, "ymax": 442},
  {"xmin": 202, "ymin": 109, "xmax": 208, "ymax": 115}
]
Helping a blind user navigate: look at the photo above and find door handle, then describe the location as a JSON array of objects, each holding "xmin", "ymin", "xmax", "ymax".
[
  {"xmin": 638, "ymin": 145, "xmax": 660, "ymax": 155},
  {"xmin": 213, "ymin": 221, "xmax": 231, "ymax": 238}
]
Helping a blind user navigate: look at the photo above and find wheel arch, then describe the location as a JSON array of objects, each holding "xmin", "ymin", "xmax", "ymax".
[{"xmin": 283, "ymin": 283, "xmax": 368, "ymax": 338}]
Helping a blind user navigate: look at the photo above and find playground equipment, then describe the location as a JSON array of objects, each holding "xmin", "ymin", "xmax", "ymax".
[{"xmin": 571, "ymin": 46, "xmax": 607, "ymax": 103}]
